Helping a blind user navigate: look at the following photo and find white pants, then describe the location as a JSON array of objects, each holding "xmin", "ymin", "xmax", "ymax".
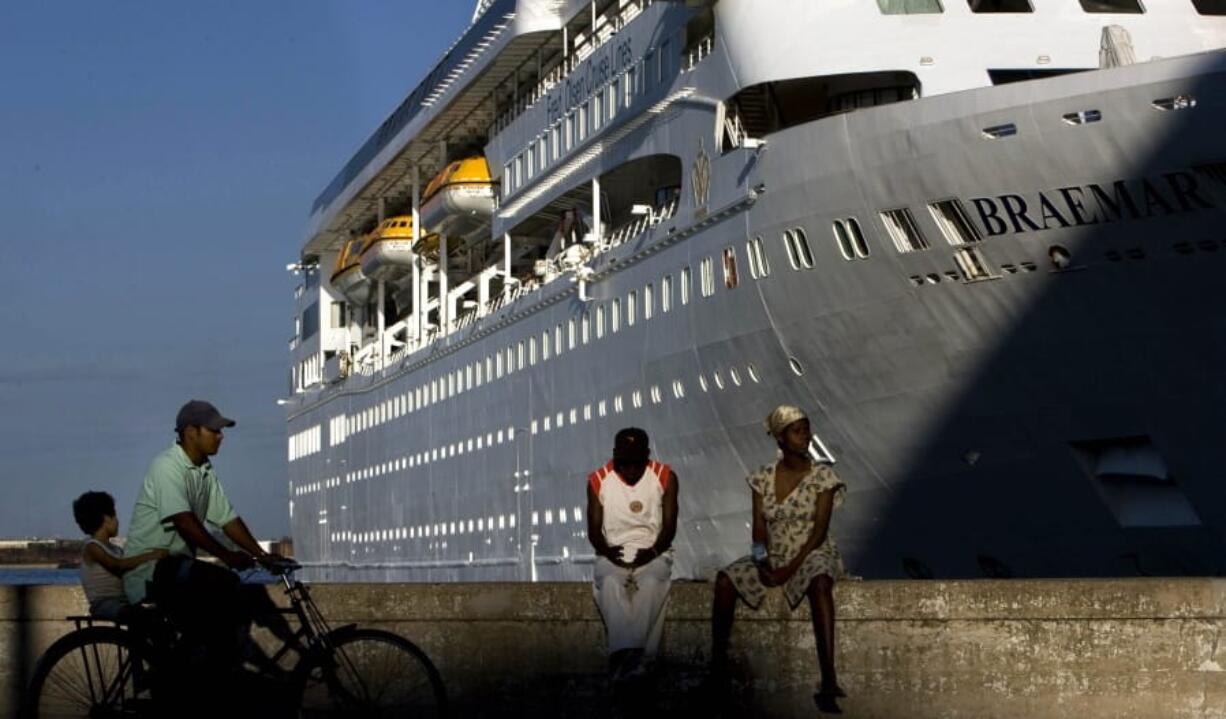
[{"xmin": 593, "ymin": 553, "xmax": 672, "ymax": 655}]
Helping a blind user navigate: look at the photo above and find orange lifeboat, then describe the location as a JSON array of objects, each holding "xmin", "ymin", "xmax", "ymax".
[
  {"xmin": 358, "ymin": 215, "xmax": 417, "ymax": 284},
  {"xmin": 329, "ymin": 235, "xmax": 372, "ymax": 305},
  {"xmin": 419, "ymin": 156, "xmax": 497, "ymax": 237}
]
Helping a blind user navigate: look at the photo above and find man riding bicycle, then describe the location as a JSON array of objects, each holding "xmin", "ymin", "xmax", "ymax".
[{"xmin": 123, "ymin": 399, "xmax": 291, "ymax": 683}]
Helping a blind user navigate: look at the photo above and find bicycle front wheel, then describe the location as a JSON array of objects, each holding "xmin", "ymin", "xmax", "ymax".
[
  {"xmin": 296, "ymin": 628, "xmax": 447, "ymax": 718},
  {"xmin": 23, "ymin": 626, "xmax": 154, "ymax": 719}
]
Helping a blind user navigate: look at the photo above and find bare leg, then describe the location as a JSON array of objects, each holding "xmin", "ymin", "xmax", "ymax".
[
  {"xmin": 710, "ymin": 571, "xmax": 738, "ymax": 673},
  {"xmin": 806, "ymin": 574, "xmax": 841, "ymax": 695}
]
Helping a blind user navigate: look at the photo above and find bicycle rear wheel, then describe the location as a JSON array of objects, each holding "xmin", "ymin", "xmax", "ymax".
[
  {"xmin": 23, "ymin": 626, "xmax": 154, "ymax": 719},
  {"xmin": 296, "ymin": 628, "xmax": 446, "ymax": 718}
]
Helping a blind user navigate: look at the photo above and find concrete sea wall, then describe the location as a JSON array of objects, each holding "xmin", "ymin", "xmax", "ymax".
[{"xmin": 3, "ymin": 579, "xmax": 1225, "ymax": 717}]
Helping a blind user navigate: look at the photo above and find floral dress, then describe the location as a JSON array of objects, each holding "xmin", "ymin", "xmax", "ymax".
[{"xmin": 722, "ymin": 462, "xmax": 847, "ymax": 609}]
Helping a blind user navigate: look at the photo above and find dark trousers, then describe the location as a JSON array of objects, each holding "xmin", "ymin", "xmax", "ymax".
[{"xmin": 150, "ymin": 556, "xmax": 250, "ymax": 669}]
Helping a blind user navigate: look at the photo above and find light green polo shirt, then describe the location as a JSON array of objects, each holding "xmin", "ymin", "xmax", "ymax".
[{"xmin": 123, "ymin": 443, "xmax": 238, "ymax": 603}]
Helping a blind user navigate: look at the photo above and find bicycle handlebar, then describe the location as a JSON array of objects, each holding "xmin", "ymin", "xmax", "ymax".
[{"xmin": 259, "ymin": 556, "xmax": 302, "ymax": 576}]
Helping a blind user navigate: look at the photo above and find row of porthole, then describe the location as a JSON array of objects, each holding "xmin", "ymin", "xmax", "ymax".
[
  {"xmin": 327, "ymin": 504, "xmax": 587, "ymax": 545},
  {"xmin": 294, "ymin": 361, "xmax": 776, "ymax": 497},
  {"xmin": 908, "ymin": 261, "xmax": 1038, "ymax": 286}
]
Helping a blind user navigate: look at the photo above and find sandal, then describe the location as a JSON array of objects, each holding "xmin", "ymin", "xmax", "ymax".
[{"xmin": 814, "ymin": 690, "xmax": 843, "ymax": 714}]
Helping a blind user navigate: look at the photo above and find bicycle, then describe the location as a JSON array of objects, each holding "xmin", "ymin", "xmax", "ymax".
[{"xmin": 23, "ymin": 557, "xmax": 448, "ymax": 718}]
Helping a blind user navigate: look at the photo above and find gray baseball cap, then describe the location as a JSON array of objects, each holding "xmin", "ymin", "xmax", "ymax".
[{"xmin": 175, "ymin": 400, "xmax": 236, "ymax": 432}]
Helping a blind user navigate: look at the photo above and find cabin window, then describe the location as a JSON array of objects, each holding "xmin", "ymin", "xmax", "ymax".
[
  {"xmin": 506, "ymin": 345, "xmax": 515, "ymax": 374},
  {"xmin": 566, "ymin": 114, "xmax": 576, "ymax": 151},
  {"xmin": 517, "ymin": 341, "xmax": 526, "ymax": 368},
  {"xmin": 625, "ymin": 67, "xmax": 637, "ymax": 105},
  {"xmin": 878, "ymin": 0, "xmax": 943, "ymax": 13},
  {"xmin": 610, "ymin": 79, "xmax": 620, "ymax": 118},
  {"xmin": 581, "ymin": 311, "xmax": 591, "ymax": 344},
  {"xmin": 529, "ymin": 337, "xmax": 537, "ymax": 365},
  {"xmin": 681, "ymin": 266, "xmax": 692, "ymax": 305},
  {"xmin": 595, "ymin": 91, "xmax": 606, "ymax": 130},
  {"xmin": 596, "ymin": 305, "xmax": 606, "ymax": 338},
  {"xmin": 495, "ymin": 353, "xmax": 504, "ymax": 379},
  {"xmin": 746, "ymin": 236, "xmax": 770, "ymax": 278},
  {"xmin": 632, "ymin": 390, "xmax": 643, "ymax": 408},
  {"xmin": 954, "ymin": 247, "xmax": 994, "ymax": 281},
  {"xmin": 555, "ymin": 323, "xmax": 564, "ymax": 355},
  {"xmin": 700, "ymin": 256, "xmax": 716, "ymax": 297},
  {"xmin": 881, "ymin": 209, "xmax": 930, "ymax": 252},
  {"xmin": 967, "ymin": 0, "xmax": 1033, "ymax": 11},
  {"xmin": 552, "ymin": 125, "xmax": 562, "ymax": 160},
  {"xmin": 644, "ymin": 52, "xmax": 655, "ymax": 91},
  {"xmin": 644, "ymin": 283, "xmax": 654, "ymax": 320},
  {"xmin": 783, "ymin": 228, "xmax": 815, "ymax": 269},
  {"xmin": 1193, "ymin": 0, "xmax": 1226, "ymax": 14},
  {"xmin": 723, "ymin": 247, "xmax": 740, "ymax": 288},
  {"xmin": 568, "ymin": 318, "xmax": 577, "ymax": 350},
  {"xmin": 929, "ymin": 199, "xmax": 981, "ymax": 246},
  {"xmin": 847, "ymin": 218, "xmax": 870, "ymax": 258},
  {"xmin": 833, "ymin": 221, "xmax": 855, "ymax": 260},
  {"xmin": 330, "ymin": 301, "xmax": 347, "ymax": 328},
  {"xmin": 1079, "ymin": 0, "xmax": 1143, "ymax": 11},
  {"xmin": 628, "ymin": 290, "xmax": 638, "ymax": 326},
  {"xmin": 578, "ymin": 103, "xmax": 589, "ymax": 142},
  {"xmin": 541, "ymin": 330, "xmax": 550, "ymax": 361},
  {"xmin": 611, "ymin": 298, "xmax": 622, "ymax": 332},
  {"xmin": 662, "ymin": 274, "xmax": 673, "ymax": 312}
]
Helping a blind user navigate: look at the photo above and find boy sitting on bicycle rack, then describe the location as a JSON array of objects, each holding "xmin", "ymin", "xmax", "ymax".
[{"xmin": 72, "ymin": 491, "xmax": 167, "ymax": 623}]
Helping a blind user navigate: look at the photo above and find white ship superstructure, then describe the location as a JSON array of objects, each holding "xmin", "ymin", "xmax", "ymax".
[{"xmin": 286, "ymin": 0, "xmax": 1226, "ymax": 581}]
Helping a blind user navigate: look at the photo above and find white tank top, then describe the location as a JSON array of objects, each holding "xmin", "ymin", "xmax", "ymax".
[
  {"xmin": 589, "ymin": 460, "xmax": 671, "ymax": 563},
  {"xmin": 79, "ymin": 539, "xmax": 127, "ymax": 612}
]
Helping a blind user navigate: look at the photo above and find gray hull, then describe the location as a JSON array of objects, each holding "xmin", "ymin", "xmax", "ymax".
[{"xmin": 289, "ymin": 51, "xmax": 1226, "ymax": 582}]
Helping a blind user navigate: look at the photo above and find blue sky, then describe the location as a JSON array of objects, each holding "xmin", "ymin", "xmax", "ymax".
[{"xmin": 0, "ymin": 2, "xmax": 474, "ymax": 538}]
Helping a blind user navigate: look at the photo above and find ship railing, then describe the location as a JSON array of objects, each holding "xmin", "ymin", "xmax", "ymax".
[
  {"xmin": 601, "ymin": 197, "xmax": 678, "ymax": 251},
  {"xmin": 489, "ymin": 0, "xmax": 654, "ymax": 139},
  {"xmin": 684, "ymin": 34, "xmax": 714, "ymax": 72}
]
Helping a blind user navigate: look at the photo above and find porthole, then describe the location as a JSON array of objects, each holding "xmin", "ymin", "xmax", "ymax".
[
  {"xmin": 672, "ymin": 380, "xmax": 685, "ymax": 399},
  {"xmin": 730, "ymin": 368, "xmax": 742, "ymax": 386},
  {"xmin": 651, "ymin": 385, "xmax": 663, "ymax": 404},
  {"xmin": 747, "ymin": 363, "xmax": 761, "ymax": 383},
  {"xmin": 632, "ymin": 390, "xmax": 643, "ymax": 408},
  {"xmin": 788, "ymin": 357, "xmax": 805, "ymax": 376},
  {"xmin": 713, "ymin": 371, "xmax": 725, "ymax": 390},
  {"xmin": 699, "ymin": 374, "xmax": 709, "ymax": 392},
  {"xmin": 614, "ymin": 395, "xmax": 624, "ymax": 413}
]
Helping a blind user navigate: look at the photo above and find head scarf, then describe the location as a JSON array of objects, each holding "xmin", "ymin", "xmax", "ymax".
[{"xmin": 765, "ymin": 405, "xmax": 807, "ymax": 438}]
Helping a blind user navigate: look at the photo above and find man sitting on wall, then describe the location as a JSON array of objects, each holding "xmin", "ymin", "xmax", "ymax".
[{"xmin": 587, "ymin": 427, "xmax": 680, "ymax": 682}]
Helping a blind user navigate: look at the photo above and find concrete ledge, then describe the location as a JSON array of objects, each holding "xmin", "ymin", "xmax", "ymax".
[{"xmin": 4, "ymin": 579, "xmax": 1225, "ymax": 717}]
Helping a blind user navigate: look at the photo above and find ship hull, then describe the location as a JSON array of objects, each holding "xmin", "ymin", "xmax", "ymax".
[{"xmin": 289, "ymin": 52, "xmax": 1226, "ymax": 582}]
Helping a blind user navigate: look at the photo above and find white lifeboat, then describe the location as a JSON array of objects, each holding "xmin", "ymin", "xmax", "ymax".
[
  {"xmin": 329, "ymin": 236, "xmax": 372, "ymax": 305},
  {"xmin": 419, "ymin": 157, "xmax": 497, "ymax": 237},
  {"xmin": 358, "ymin": 215, "xmax": 417, "ymax": 284}
]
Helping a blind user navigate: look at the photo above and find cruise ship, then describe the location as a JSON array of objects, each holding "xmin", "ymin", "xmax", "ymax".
[{"xmin": 285, "ymin": 0, "xmax": 1226, "ymax": 582}]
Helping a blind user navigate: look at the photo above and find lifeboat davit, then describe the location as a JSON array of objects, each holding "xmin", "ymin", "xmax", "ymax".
[
  {"xmin": 330, "ymin": 235, "xmax": 372, "ymax": 305},
  {"xmin": 419, "ymin": 156, "xmax": 497, "ymax": 237},
  {"xmin": 358, "ymin": 215, "xmax": 417, "ymax": 284}
]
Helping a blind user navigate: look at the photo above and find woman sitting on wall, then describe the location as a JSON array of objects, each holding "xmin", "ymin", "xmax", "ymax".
[{"xmin": 710, "ymin": 405, "xmax": 848, "ymax": 713}]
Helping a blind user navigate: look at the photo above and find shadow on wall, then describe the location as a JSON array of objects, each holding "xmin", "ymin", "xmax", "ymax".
[
  {"xmin": 6, "ymin": 586, "xmax": 32, "ymax": 714},
  {"xmin": 856, "ymin": 58, "xmax": 1226, "ymax": 579}
]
